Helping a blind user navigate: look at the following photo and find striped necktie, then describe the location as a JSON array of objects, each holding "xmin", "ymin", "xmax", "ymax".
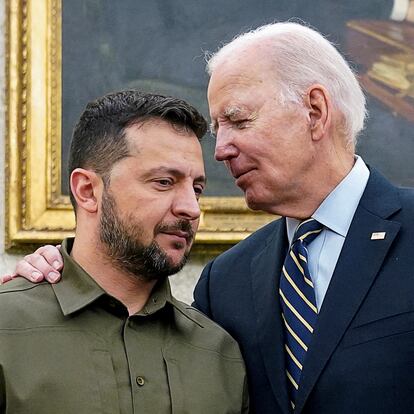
[{"xmin": 279, "ymin": 218, "xmax": 323, "ymax": 410}]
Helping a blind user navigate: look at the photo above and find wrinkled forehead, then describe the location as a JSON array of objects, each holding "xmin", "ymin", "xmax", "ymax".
[
  {"xmin": 207, "ymin": 59, "xmax": 277, "ymax": 122},
  {"xmin": 208, "ymin": 45, "xmax": 276, "ymax": 97},
  {"xmin": 125, "ymin": 119, "xmax": 200, "ymax": 153}
]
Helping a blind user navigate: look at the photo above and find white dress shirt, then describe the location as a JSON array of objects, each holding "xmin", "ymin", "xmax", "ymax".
[
  {"xmin": 286, "ymin": 156, "xmax": 370, "ymax": 311},
  {"xmin": 391, "ymin": 0, "xmax": 411, "ymax": 20}
]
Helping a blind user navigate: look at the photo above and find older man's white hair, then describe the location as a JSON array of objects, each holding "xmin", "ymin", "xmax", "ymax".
[{"xmin": 207, "ymin": 22, "xmax": 367, "ymax": 145}]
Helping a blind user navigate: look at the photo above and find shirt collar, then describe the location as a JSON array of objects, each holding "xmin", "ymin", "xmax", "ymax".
[
  {"xmin": 286, "ymin": 156, "xmax": 370, "ymax": 243},
  {"xmin": 52, "ymin": 238, "xmax": 175, "ymax": 316},
  {"xmin": 138, "ymin": 276, "xmax": 174, "ymax": 316}
]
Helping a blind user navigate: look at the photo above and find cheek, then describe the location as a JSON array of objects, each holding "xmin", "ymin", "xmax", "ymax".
[
  {"xmin": 128, "ymin": 205, "xmax": 170, "ymax": 236},
  {"xmin": 129, "ymin": 193, "xmax": 171, "ymax": 215}
]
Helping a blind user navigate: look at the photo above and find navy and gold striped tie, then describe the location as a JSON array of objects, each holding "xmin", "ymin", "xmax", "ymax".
[{"xmin": 279, "ymin": 218, "xmax": 323, "ymax": 409}]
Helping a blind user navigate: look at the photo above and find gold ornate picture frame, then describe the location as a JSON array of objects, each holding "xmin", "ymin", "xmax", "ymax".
[{"xmin": 5, "ymin": 0, "xmax": 274, "ymax": 250}]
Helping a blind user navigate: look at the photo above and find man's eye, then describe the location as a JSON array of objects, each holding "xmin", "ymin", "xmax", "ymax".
[
  {"xmin": 194, "ymin": 186, "xmax": 204, "ymax": 197},
  {"xmin": 156, "ymin": 179, "xmax": 173, "ymax": 187},
  {"xmin": 234, "ymin": 120, "xmax": 248, "ymax": 129}
]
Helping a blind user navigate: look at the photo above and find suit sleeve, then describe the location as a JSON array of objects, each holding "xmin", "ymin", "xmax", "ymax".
[{"xmin": 192, "ymin": 260, "xmax": 214, "ymax": 318}]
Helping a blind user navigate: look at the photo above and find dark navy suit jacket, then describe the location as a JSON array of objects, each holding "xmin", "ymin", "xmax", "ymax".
[{"xmin": 194, "ymin": 169, "xmax": 414, "ymax": 413}]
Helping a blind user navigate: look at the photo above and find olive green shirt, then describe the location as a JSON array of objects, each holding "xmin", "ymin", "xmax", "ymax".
[{"xmin": 0, "ymin": 238, "xmax": 248, "ymax": 414}]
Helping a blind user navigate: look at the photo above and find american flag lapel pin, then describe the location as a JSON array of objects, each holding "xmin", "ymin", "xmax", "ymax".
[{"xmin": 371, "ymin": 232, "xmax": 386, "ymax": 240}]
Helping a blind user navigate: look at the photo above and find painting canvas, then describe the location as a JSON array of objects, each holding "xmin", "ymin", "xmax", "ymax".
[{"xmin": 61, "ymin": 0, "xmax": 414, "ymax": 195}]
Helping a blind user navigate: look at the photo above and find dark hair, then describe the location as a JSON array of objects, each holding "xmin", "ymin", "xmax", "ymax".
[{"xmin": 68, "ymin": 90, "xmax": 207, "ymax": 209}]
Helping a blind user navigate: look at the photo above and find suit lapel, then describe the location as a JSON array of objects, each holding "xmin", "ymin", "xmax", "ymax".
[
  {"xmin": 294, "ymin": 170, "xmax": 401, "ymax": 413},
  {"xmin": 251, "ymin": 218, "xmax": 291, "ymax": 414}
]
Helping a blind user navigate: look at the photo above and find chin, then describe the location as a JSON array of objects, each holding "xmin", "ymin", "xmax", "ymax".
[
  {"xmin": 164, "ymin": 246, "xmax": 188, "ymax": 264},
  {"xmin": 245, "ymin": 193, "xmax": 280, "ymax": 215},
  {"xmin": 244, "ymin": 189, "xmax": 264, "ymax": 211}
]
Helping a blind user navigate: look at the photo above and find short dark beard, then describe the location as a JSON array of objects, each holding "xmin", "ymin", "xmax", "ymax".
[{"xmin": 99, "ymin": 190, "xmax": 192, "ymax": 281}]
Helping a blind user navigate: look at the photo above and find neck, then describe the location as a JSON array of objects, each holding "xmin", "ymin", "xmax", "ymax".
[
  {"xmin": 278, "ymin": 150, "xmax": 356, "ymax": 219},
  {"xmin": 71, "ymin": 230, "xmax": 157, "ymax": 316}
]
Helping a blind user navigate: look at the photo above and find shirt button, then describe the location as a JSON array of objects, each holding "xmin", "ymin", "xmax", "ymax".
[{"xmin": 136, "ymin": 376, "xmax": 145, "ymax": 387}]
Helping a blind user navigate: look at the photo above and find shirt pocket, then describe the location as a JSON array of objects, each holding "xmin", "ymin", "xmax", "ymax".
[
  {"xmin": 163, "ymin": 341, "xmax": 246, "ymax": 414},
  {"xmin": 0, "ymin": 328, "xmax": 120, "ymax": 414}
]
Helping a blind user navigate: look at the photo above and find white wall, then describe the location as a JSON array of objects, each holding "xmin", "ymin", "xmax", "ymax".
[{"xmin": 0, "ymin": 0, "xmax": 214, "ymax": 304}]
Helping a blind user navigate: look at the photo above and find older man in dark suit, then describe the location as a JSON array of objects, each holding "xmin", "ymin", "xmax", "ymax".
[{"xmin": 193, "ymin": 22, "xmax": 414, "ymax": 413}]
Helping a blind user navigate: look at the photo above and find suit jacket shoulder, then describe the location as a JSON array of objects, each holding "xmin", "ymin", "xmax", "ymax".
[{"xmin": 214, "ymin": 217, "xmax": 284, "ymax": 267}]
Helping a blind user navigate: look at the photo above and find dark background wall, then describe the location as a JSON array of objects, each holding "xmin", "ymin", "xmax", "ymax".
[{"xmin": 62, "ymin": 0, "xmax": 413, "ymax": 195}]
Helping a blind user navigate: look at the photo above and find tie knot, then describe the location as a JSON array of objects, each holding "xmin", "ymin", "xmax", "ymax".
[{"xmin": 293, "ymin": 218, "xmax": 323, "ymax": 246}]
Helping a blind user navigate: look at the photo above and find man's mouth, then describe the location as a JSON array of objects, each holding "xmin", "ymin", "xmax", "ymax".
[
  {"xmin": 162, "ymin": 230, "xmax": 191, "ymax": 242},
  {"xmin": 157, "ymin": 221, "xmax": 194, "ymax": 244},
  {"xmin": 234, "ymin": 168, "xmax": 255, "ymax": 181}
]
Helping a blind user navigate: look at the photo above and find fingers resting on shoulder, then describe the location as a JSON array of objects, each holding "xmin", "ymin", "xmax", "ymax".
[{"xmin": 0, "ymin": 244, "xmax": 63, "ymax": 284}]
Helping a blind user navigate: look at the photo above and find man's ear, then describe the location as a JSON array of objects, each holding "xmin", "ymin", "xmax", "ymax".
[
  {"xmin": 70, "ymin": 168, "xmax": 102, "ymax": 213},
  {"xmin": 305, "ymin": 84, "xmax": 331, "ymax": 142}
]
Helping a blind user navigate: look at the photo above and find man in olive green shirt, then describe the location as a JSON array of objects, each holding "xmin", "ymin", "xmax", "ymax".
[{"xmin": 0, "ymin": 91, "xmax": 248, "ymax": 413}]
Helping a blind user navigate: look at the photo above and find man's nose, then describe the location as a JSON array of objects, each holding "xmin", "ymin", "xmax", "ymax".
[
  {"xmin": 214, "ymin": 129, "xmax": 239, "ymax": 161},
  {"xmin": 172, "ymin": 187, "xmax": 201, "ymax": 221}
]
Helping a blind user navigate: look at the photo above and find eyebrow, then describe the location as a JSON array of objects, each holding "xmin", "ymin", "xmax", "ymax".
[
  {"xmin": 143, "ymin": 167, "xmax": 207, "ymax": 185},
  {"xmin": 210, "ymin": 106, "xmax": 245, "ymax": 134},
  {"xmin": 223, "ymin": 106, "xmax": 243, "ymax": 118}
]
